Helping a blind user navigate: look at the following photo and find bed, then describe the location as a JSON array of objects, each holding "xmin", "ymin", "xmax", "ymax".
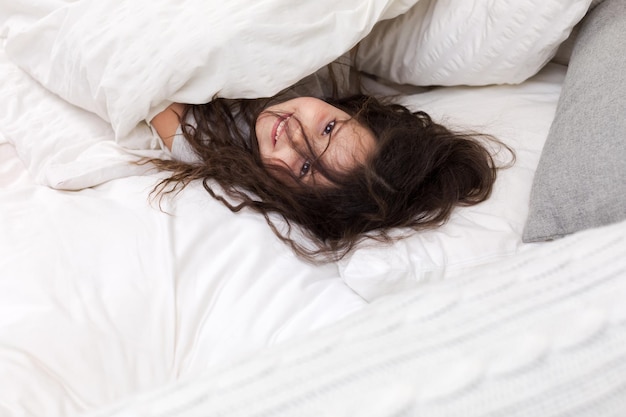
[{"xmin": 1, "ymin": 0, "xmax": 625, "ymax": 416}]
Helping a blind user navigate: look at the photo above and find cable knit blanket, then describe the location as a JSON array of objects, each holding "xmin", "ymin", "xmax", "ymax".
[{"xmin": 93, "ymin": 218, "xmax": 626, "ymax": 417}]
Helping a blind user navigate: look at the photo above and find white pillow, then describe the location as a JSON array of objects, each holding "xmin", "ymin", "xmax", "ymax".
[
  {"xmin": 339, "ymin": 63, "xmax": 567, "ymax": 301},
  {"xmin": 357, "ymin": 0, "xmax": 592, "ymax": 86},
  {"xmin": 4, "ymin": 0, "xmax": 418, "ymax": 139}
]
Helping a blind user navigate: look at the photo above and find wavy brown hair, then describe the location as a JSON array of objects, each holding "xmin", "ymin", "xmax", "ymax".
[{"xmin": 149, "ymin": 92, "xmax": 513, "ymax": 262}]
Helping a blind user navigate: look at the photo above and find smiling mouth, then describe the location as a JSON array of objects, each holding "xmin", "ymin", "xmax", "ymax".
[{"xmin": 271, "ymin": 114, "xmax": 291, "ymax": 148}]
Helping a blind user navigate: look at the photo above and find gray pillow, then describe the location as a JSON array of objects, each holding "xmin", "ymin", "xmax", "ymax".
[{"xmin": 523, "ymin": 0, "xmax": 626, "ymax": 242}]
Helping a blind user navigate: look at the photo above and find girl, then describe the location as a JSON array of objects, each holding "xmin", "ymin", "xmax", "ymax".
[{"xmin": 150, "ymin": 69, "xmax": 510, "ymax": 261}]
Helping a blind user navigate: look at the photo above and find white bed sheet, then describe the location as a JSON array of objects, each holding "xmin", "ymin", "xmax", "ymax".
[{"xmin": 0, "ymin": 142, "xmax": 366, "ymax": 415}]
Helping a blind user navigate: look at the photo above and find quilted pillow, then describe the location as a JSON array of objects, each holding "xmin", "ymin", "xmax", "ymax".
[
  {"xmin": 356, "ymin": 0, "xmax": 592, "ymax": 86},
  {"xmin": 4, "ymin": 0, "xmax": 417, "ymax": 139},
  {"xmin": 523, "ymin": 0, "xmax": 626, "ymax": 242}
]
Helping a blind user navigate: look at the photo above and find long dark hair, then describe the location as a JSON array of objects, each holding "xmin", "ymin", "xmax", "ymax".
[{"xmin": 149, "ymin": 91, "xmax": 513, "ymax": 262}]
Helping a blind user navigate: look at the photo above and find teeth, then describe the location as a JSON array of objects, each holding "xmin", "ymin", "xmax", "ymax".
[{"xmin": 274, "ymin": 116, "xmax": 289, "ymax": 142}]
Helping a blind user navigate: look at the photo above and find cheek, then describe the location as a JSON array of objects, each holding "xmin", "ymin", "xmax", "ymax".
[
  {"xmin": 262, "ymin": 162, "xmax": 300, "ymax": 186},
  {"xmin": 331, "ymin": 130, "xmax": 374, "ymax": 171},
  {"xmin": 255, "ymin": 115, "xmax": 272, "ymax": 156},
  {"xmin": 334, "ymin": 148, "xmax": 358, "ymax": 171}
]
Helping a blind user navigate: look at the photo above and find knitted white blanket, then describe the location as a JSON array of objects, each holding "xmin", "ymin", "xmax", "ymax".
[{"xmin": 94, "ymin": 219, "xmax": 626, "ymax": 417}]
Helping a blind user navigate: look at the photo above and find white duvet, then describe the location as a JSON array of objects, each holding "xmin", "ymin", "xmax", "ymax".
[{"xmin": 0, "ymin": 1, "xmax": 598, "ymax": 415}]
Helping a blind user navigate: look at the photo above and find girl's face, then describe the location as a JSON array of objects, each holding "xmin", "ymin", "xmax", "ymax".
[{"xmin": 255, "ymin": 97, "xmax": 376, "ymax": 185}]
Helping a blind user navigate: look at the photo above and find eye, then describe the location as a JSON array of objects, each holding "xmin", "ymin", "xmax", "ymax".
[
  {"xmin": 299, "ymin": 161, "xmax": 311, "ymax": 178},
  {"xmin": 322, "ymin": 121, "xmax": 336, "ymax": 136}
]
